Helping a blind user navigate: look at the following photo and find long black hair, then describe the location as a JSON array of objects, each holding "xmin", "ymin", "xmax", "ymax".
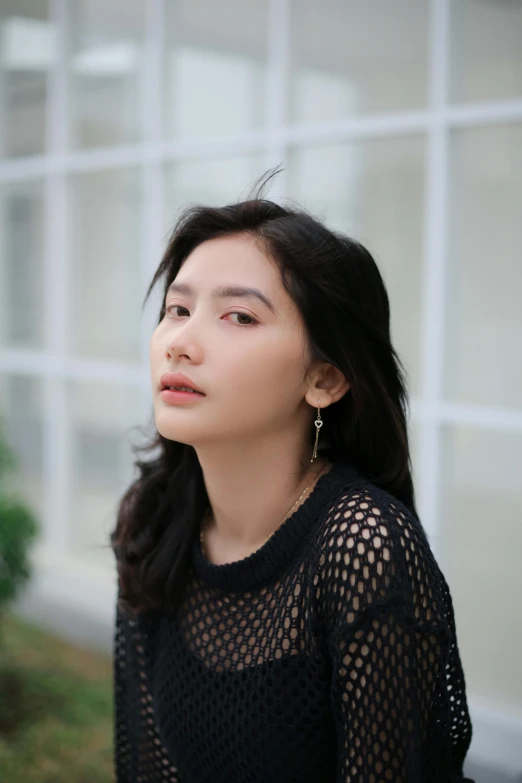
[{"xmin": 110, "ymin": 165, "xmax": 418, "ymax": 619}]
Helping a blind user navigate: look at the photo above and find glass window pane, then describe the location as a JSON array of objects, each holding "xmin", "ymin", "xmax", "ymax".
[
  {"xmin": 288, "ymin": 0, "xmax": 429, "ymax": 123},
  {"xmin": 0, "ymin": 0, "xmax": 50, "ymax": 157},
  {"xmin": 409, "ymin": 419, "xmax": 422, "ymax": 498},
  {"xmin": 445, "ymin": 124, "xmax": 522, "ymax": 409},
  {"xmin": 68, "ymin": 168, "xmax": 142, "ymax": 362},
  {"xmin": 440, "ymin": 426, "xmax": 522, "ymax": 709},
  {"xmin": 0, "ymin": 180, "xmax": 46, "ymax": 350},
  {"xmin": 450, "ymin": 0, "xmax": 522, "ymax": 104},
  {"xmin": 65, "ymin": 379, "xmax": 144, "ymax": 568},
  {"xmin": 0, "ymin": 373, "xmax": 45, "ymax": 523},
  {"xmin": 164, "ymin": 153, "xmax": 273, "ymax": 238},
  {"xmin": 287, "ymin": 136, "xmax": 426, "ymax": 396},
  {"xmin": 164, "ymin": 0, "xmax": 268, "ymax": 139},
  {"xmin": 68, "ymin": 0, "xmax": 146, "ymax": 148}
]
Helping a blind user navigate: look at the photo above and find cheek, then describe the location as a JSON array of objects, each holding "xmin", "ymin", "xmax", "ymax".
[
  {"xmin": 225, "ymin": 336, "xmax": 305, "ymax": 397},
  {"xmin": 150, "ymin": 329, "xmax": 165, "ymax": 363}
]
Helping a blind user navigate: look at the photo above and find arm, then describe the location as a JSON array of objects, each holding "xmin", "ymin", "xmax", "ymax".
[
  {"xmin": 114, "ymin": 602, "xmax": 182, "ymax": 782},
  {"xmin": 437, "ymin": 569, "xmax": 475, "ymax": 779},
  {"xmin": 328, "ymin": 601, "xmax": 470, "ymax": 781},
  {"xmin": 317, "ymin": 486, "xmax": 474, "ymax": 782}
]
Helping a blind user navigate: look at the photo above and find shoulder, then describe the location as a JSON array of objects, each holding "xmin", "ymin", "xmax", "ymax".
[
  {"xmin": 317, "ymin": 475, "xmax": 426, "ymax": 559},
  {"xmin": 314, "ymin": 476, "xmax": 447, "ymax": 631}
]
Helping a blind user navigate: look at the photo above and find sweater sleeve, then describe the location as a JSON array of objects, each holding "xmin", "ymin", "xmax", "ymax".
[
  {"xmin": 317, "ymin": 484, "xmax": 474, "ymax": 783},
  {"xmin": 114, "ymin": 600, "xmax": 182, "ymax": 782}
]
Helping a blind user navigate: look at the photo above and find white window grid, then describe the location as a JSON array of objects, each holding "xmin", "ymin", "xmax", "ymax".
[{"xmin": 0, "ymin": 0, "xmax": 522, "ymax": 564}]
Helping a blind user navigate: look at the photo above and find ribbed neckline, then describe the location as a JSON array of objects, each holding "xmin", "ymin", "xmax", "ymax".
[{"xmin": 190, "ymin": 460, "xmax": 360, "ymax": 592}]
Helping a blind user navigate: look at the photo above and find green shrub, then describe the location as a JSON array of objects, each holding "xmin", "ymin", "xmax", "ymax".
[{"xmin": 0, "ymin": 414, "xmax": 39, "ymax": 640}]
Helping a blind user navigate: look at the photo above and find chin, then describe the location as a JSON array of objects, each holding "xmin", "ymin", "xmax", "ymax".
[
  {"xmin": 157, "ymin": 428, "xmax": 192, "ymax": 445},
  {"xmin": 154, "ymin": 415, "xmax": 200, "ymax": 443}
]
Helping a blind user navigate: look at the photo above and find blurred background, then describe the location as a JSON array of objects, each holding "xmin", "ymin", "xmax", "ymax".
[{"xmin": 0, "ymin": 0, "xmax": 521, "ymax": 781}]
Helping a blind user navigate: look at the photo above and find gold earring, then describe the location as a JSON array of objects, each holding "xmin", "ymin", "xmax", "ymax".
[{"xmin": 311, "ymin": 398, "xmax": 323, "ymax": 463}]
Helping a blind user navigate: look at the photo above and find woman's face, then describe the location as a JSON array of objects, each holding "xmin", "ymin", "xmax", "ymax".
[{"xmin": 149, "ymin": 232, "xmax": 316, "ymax": 452}]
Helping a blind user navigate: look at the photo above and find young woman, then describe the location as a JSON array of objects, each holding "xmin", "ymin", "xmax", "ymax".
[{"xmin": 111, "ymin": 167, "xmax": 475, "ymax": 782}]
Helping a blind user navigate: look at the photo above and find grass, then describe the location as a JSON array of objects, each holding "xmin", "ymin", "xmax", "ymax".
[{"xmin": 0, "ymin": 611, "xmax": 114, "ymax": 783}]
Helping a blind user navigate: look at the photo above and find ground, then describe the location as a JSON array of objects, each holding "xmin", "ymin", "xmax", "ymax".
[{"xmin": 0, "ymin": 612, "xmax": 114, "ymax": 782}]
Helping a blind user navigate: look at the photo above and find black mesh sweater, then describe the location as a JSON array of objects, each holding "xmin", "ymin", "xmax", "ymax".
[{"xmin": 113, "ymin": 460, "xmax": 475, "ymax": 782}]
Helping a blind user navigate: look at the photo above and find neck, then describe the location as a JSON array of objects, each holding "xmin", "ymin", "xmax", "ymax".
[{"xmin": 200, "ymin": 455, "xmax": 333, "ymax": 549}]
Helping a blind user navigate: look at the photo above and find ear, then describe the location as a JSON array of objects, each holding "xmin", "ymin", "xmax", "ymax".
[{"xmin": 306, "ymin": 364, "xmax": 350, "ymax": 408}]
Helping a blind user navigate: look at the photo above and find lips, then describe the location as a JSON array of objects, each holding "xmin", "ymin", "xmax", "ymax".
[{"xmin": 159, "ymin": 372, "xmax": 206, "ymax": 395}]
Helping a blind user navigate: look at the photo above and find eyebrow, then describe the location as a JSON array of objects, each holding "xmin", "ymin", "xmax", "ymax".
[{"xmin": 165, "ymin": 282, "xmax": 277, "ymax": 315}]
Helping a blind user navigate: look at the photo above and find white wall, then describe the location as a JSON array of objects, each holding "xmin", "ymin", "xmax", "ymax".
[{"xmin": 1, "ymin": 0, "xmax": 522, "ymax": 775}]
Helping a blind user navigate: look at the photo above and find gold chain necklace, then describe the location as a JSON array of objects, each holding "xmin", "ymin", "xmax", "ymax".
[{"xmin": 199, "ymin": 463, "xmax": 330, "ymax": 559}]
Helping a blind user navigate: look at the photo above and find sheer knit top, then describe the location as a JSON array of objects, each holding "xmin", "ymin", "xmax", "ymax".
[{"xmin": 113, "ymin": 460, "xmax": 475, "ymax": 782}]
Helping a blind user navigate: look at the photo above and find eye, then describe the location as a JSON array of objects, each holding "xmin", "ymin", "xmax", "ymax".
[
  {"xmin": 225, "ymin": 311, "xmax": 258, "ymax": 327},
  {"xmin": 165, "ymin": 304, "xmax": 258, "ymax": 327},
  {"xmin": 165, "ymin": 305, "xmax": 187, "ymax": 318}
]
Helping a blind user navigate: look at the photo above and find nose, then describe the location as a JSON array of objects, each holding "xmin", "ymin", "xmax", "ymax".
[{"xmin": 164, "ymin": 318, "xmax": 204, "ymax": 360}]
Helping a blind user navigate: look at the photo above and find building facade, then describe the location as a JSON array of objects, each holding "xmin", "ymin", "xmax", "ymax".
[{"xmin": 0, "ymin": 0, "xmax": 521, "ymax": 776}]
